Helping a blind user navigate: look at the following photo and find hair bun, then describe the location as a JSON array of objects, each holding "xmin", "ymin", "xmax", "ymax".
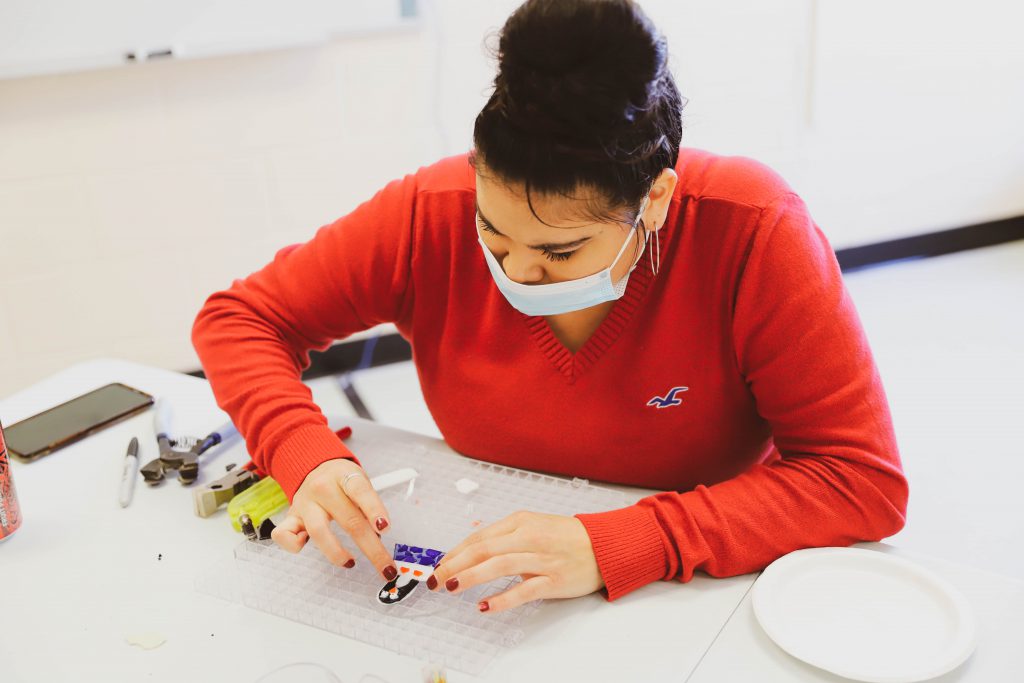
[
  {"xmin": 494, "ymin": 0, "xmax": 668, "ymax": 142},
  {"xmin": 472, "ymin": 0, "xmax": 683, "ymax": 215}
]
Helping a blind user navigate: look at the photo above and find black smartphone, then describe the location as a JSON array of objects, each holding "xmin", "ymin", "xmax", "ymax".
[{"xmin": 4, "ymin": 383, "xmax": 154, "ymax": 462}]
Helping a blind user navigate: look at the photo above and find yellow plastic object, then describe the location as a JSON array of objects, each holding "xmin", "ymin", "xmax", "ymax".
[
  {"xmin": 422, "ymin": 665, "xmax": 447, "ymax": 683},
  {"xmin": 228, "ymin": 476, "xmax": 288, "ymax": 533}
]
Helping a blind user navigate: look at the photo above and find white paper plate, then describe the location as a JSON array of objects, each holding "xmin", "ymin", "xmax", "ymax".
[{"xmin": 752, "ymin": 547, "xmax": 977, "ymax": 682}]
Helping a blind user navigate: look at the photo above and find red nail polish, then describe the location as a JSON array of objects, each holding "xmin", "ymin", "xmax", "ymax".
[
  {"xmin": 344, "ymin": 559, "xmax": 355, "ymax": 569},
  {"xmin": 375, "ymin": 517, "xmax": 389, "ymax": 532},
  {"xmin": 384, "ymin": 565, "xmax": 398, "ymax": 581},
  {"xmin": 478, "ymin": 601, "xmax": 490, "ymax": 612},
  {"xmin": 426, "ymin": 575, "xmax": 438, "ymax": 590},
  {"xmin": 445, "ymin": 577, "xmax": 459, "ymax": 592}
]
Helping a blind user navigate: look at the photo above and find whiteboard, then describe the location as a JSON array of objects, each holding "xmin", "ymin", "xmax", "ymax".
[{"xmin": 0, "ymin": 0, "xmax": 417, "ymax": 80}]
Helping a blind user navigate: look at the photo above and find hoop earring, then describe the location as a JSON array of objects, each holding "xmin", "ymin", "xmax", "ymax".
[{"xmin": 648, "ymin": 224, "xmax": 661, "ymax": 276}]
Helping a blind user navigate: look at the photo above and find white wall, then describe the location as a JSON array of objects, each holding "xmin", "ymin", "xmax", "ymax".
[
  {"xmin": 0, "ymin": 13, "xmax": 456, "ymax": 398},
  {"xmin": 2, "ymin": 0, "xmax": 1022, "ymax": 398},
  {"xmin": 647, "ymin": 0, "xmax": 1024, "ymax": 244},
  {"xmin": 800, "ymin": 0, "xmax": 1024, "ymax": 244}
]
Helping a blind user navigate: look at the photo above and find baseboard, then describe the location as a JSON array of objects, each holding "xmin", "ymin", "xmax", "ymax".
[
  {"xmin": 186, "ymin": 216, "xmax": 1023, "ymax": 380},
  {"xmin": 834, "ymin": 214, "xmax": 1024, "ymax": 272}
]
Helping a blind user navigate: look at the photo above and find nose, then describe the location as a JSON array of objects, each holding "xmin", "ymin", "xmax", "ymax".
[{"xmin": 500, "ymin": 249, "xmax": 545, "ymax": 284}]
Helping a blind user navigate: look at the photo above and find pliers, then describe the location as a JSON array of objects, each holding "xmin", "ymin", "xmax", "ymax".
[{"xmin": 141, "ymin": 397, "xmax": 240, "ymax": 486}]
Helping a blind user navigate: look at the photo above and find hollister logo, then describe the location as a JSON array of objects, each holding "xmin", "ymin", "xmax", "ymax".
[{"xmin": 647, "ymin": 386, "xmax": 689, "ymax": 409}]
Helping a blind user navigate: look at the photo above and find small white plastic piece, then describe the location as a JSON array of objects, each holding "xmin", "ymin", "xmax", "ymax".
[
  {"xmin": 125, "ymin": 632, "xmax": 166, "ymax": 650},
  {"xmin": 369, "ymin": 467, "xmax": 418, "ymax": 492},
  {"xmin": 454, "ymin": 478, "xmax": 479, "ymax": 495}
]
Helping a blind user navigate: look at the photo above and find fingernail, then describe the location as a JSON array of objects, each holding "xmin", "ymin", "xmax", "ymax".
[
  {"xmin": 375, "ymin": 517, "xmax": 389, "ymax": 532},
  {"xmin": 383, "ymin": 565, "xmax": 398, "ymax": 581},
  {"xmin": 344, "ymin": 559, "xmax": 355, "ymax": 569},
  {"xmin": 445, "ymin": 577, "xmax": 459, "ymax": 592},
  {"xmin": 478, "ymin": 601, "xmax": 490, "ymax": 612},
  {"xmin": 426, "ymin": 575, "xmax": 438, "ymax": 590}
]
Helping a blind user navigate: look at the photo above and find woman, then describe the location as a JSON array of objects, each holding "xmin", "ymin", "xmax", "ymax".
[{"xmin": 192, "ymin": 0, "xmax": 907, "ymax": 614}]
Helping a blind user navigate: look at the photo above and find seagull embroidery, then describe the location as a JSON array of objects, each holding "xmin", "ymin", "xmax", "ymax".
[{"xmin": 647, "ymin": 386, "xmax": 689, "ymax": 409}]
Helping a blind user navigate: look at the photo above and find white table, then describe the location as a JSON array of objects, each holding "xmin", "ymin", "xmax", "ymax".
[
  {"xmin": 1, "ymin": 359, "xmax": 1021, "ymax": 682},
  {"xmin": 0, "ymin": 359, "xmax": 753, "ymax": 682},
  {"xmin": 688, "ymin": 545, "xmax": 1024, "ymax": 682}
]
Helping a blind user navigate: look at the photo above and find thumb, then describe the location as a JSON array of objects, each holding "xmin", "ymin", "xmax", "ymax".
[{"xmin": 271, "ymin": 514, "xmax": 309, "ymax": 553}]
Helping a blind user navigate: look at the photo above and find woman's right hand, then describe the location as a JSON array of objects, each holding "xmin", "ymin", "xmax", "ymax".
[{"xmin": 270, "ymin": 458, "xmax": 398, "ymax": 582}]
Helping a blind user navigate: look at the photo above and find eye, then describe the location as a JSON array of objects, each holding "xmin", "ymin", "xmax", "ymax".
[
  {"xmin": 477, "ymin": 218, "xmax": 501, "ymax": 236},
  {"xmin": 478, "ymin": 216, "xmax": 578, "ymax": 262},
  {"xmin": 542, "ymin": 250, "xmax": 575, "ymax": 262}
]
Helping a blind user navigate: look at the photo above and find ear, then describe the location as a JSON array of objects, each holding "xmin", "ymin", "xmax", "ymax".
[{"xmin": 643, "ymin": 168, "xmax": 678, "ymax": 232}]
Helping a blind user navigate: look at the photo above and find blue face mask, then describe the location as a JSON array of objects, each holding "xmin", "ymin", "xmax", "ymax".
[{"xmin": 477, "ymin": 196, "xmax": 652, "ymax": 317}]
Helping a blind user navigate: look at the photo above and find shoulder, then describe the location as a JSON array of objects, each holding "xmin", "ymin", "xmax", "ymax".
[
  {"xmin": 674, "ymin": 148, "xmax": 794, "ymax": 210},
  {"xmin": 354, "ymin": 154, "xmax": 473, "ymax": 229},
  {"xmin": 412, "ymin": 153, "xmax": 476, "ymax": 196},
  {"xmin": 375, "ymin": 154, "xmax": 475, "ymax": 260},
  {"xmin": 668, "ymin": 150, "xmax": 824, "ymax": 281}
]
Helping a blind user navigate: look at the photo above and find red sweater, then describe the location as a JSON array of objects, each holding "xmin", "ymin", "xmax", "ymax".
[{"xmin": 192, "ymin": 149, "xmax": 908, "ymax": 601}]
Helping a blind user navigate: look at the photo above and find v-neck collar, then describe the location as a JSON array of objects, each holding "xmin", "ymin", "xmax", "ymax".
[{"xmin": 520, "ymin": 257, "xmax": 655, "ymax": 383}]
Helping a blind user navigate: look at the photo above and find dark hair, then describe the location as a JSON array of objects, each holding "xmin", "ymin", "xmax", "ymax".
[{"xmin": 471, "ymin": 0, "xmax": 683, "ymax": 227}]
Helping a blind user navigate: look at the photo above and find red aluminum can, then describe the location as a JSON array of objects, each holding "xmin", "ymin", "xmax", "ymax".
[{"xmin": 0, "ymin": 419, "xmax": 23, "ymax": 541}]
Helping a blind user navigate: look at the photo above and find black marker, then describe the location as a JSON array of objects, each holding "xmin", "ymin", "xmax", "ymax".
[{"xmin": 119, "ymin": 437, "xmax": 139, "ymax": 508}]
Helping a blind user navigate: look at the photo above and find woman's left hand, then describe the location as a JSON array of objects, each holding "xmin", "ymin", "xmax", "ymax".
[{"xmin": 426, "ymin": 511, "xmax": 604, "ymax": 614}]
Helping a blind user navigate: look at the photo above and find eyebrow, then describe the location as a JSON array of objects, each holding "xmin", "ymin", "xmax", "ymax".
[{"xmin": 475, "ymin": 199, "xmax": 595, "ymax": 251}]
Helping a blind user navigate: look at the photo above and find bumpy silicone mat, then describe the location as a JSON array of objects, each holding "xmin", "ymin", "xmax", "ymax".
[{"xmin": 196, "ymin": 429, "xmax": 632, "ymax": 675}]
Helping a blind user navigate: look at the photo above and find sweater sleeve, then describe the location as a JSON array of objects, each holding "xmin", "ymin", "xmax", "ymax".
[
  {"xmin": 191, "ymin": 173, "xmax": 418, "ymax": 500},
  {"xmin": 576, "ymin": 192, "xmax": 909, "ymax": 601}
]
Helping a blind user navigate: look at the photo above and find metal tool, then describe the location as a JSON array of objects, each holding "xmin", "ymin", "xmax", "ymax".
[
  {"xmin": 238, "ymin": 513, "xmax": 276, "ymax": 542},
  {"xmin": 140, "ymin": 398, "xmax": 240, "ymax": 486},
  {"xmin": 193, "ymin": 461, "xmax": 261, "ymax": 517}
]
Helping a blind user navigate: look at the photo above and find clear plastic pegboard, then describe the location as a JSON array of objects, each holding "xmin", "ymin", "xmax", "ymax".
[{"xmin": 197, "ymin": 436, "xmax": 633, "ymax": 676}]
